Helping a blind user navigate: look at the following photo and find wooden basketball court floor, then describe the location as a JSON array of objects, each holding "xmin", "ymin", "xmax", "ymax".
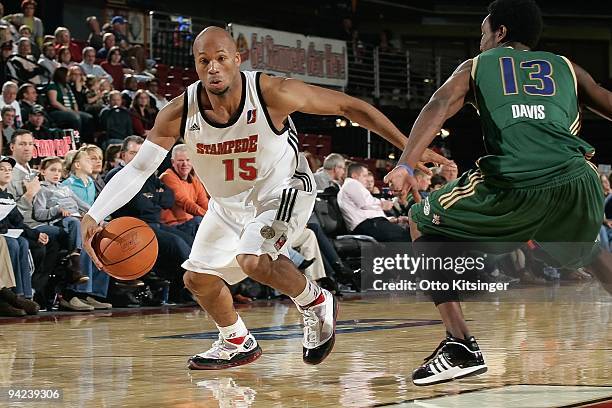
[{"xmin": 1, "ymin": 283, "xmax": 611, "ymax": 407}]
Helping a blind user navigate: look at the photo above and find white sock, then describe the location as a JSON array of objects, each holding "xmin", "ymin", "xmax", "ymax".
[
  {"xmin": 292, "ymin": 278, "xmax": 322, "ymax": 307},
  {"xmin": 217, "ymin": 314, "xmax": 248, "ymax": 340}
]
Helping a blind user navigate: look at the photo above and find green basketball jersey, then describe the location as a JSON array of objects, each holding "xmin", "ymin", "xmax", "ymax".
[{"xmin": 471, "ymin": 47, "xmax": 594, "ymax": 188}]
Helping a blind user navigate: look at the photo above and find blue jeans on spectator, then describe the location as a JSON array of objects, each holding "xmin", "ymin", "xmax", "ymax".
[
  {"xmin": 289, "ymin": 248, "xmax": 305, "ymax": 267},
  {"xmin": 600, "ymin": 226, "xmax": 612, "ymax": 252},
  {"xmin": 174, "ymin": 216, "xmax": 202, "ymax": 239},
  {"xmin": 69, "ymin": 251, "xmax": 110, "ymax": 298},
  {"xmin": 37, "ymin": 217, "xmax": 82, "ymax": 252},
  {"xmin": 5, "ymin": 236, "xmax": 32, "ymax": 298}
]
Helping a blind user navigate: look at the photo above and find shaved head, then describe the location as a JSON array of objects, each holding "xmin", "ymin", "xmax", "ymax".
[
  {"xmin": 193, "ymin": 26, "xmax": 236, "ymax": 55},
  {"xmin": 193, "ymin": 26, "xmax": 242, "ymax": 97}
]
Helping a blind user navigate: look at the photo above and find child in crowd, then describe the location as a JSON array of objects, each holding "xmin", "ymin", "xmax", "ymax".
[
  {"xmin": 62, "ymin": 149, "xmax": 111, "ymax": 310},
  {"xmin": 32, "ymin": 157, "xmax": 90, "ymax": 282}
]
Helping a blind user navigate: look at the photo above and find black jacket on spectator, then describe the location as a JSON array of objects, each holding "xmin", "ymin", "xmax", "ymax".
[
  {"xmin": 22, "ymin": 122, "xmax": 54, "ymax": 139},
  {"xmin": 104, "ymin": 163, "xmax": 174, "ymax": 223},
  {"xmin": 99, "ymin": 105, "xmax": 133, "ymax": 141},
  {"xmin": 0, "ymin": 189, "xmax": 40, "ymax": 241}
]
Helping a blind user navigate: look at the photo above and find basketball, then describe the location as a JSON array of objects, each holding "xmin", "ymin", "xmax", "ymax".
[{"xmin": 92, "ymin": 217, "xmax": 158, "ymax": 280}]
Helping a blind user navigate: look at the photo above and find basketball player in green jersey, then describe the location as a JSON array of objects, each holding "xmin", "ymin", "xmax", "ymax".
[{"xmin": 385, "ymin": 0, "xmax": 612, "ymax": 386}]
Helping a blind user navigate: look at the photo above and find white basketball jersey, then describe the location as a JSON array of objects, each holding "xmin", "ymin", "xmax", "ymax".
[{"xmin": 181, "ymin": 71, "xmax": 311, "ymax": 204}]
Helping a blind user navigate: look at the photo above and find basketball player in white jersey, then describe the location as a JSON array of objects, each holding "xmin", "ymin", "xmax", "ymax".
[{"xmin": 81, "ymin": 27, "xmax": 449, "ymax": 369}]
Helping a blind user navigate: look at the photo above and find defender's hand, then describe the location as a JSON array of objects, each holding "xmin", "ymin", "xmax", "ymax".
[
  {"xmin": 415, "ymin": 148, "xmax": 453, "ymax": 175},
  {"xmin": 383, "ymin": 166, "xmax": 422, "ymax": 204}
]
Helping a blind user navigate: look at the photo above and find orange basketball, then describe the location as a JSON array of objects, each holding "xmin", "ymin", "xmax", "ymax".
[{"xmin": 92, "ymin": 217, "xmax": 158, "ymax": 280}]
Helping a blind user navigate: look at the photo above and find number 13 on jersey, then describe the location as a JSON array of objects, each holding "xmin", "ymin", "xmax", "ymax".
[
  {"xmin": 223, "ymin": 158, "xmax": 257, "ymax": 181},
  {"xmin": 500, "ymin": 57, "xmax": 556, "ymax": 96}
]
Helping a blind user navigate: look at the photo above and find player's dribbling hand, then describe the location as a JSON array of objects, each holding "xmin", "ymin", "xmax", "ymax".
[{"xmin": 81, "ymin": 214, "xmax": 105, "ymax": 271}]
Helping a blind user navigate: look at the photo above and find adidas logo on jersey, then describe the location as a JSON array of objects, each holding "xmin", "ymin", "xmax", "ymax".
[{"xmin": 189, "ymin": 123, "xmax": 201, "ymax": 131}]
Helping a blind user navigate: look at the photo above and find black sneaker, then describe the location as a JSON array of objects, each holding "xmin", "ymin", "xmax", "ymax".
[{"xmin": 412, "ymin": 336, "xmax": 487, "ymax": 386}]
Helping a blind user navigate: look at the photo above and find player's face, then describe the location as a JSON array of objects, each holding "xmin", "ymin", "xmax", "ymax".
[
  {"xmin": 479, "ymin": 15, "xmax": 500, "ymax": 53},
  {"xmin": 194, "ymin": 35, "xmax": 241, "ymax": 96}
]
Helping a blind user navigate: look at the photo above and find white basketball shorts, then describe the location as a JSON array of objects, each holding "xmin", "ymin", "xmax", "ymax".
[{"xmin": 182, "ymin": 186, "xmax": 316, "ymax": 284}]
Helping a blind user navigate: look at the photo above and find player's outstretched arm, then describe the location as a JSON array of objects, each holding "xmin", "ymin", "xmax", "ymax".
[
  {"xmin": 261, "ymin": 73, "xmax": 408, "ymax": 150},
  {"xmin": 81, "ymin": 95, "xmax": 184, "ymax": 269},
  {"xmin": 396, "ymin": 59, "xmax": 472, "ymax": 169},
  {"xmin": 573, "ymin": 62, "xmax": 612, "ymax": 121}
]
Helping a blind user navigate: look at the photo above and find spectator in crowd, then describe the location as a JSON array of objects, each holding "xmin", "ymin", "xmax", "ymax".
[
  {"xmin": 107, "ymin": 16, "xmax": 129, "ymax": 47},
  {"xmin": 83, "ymin": 75, "xmax": 105, "ymax": 118},
  {"xmin": 0, "ymin": 81, "xmax": 22, "ymax": 127},
  {"xmin": 1, "ymin": 105, "xmax": 17, "ymax": 145},
  {"xmin": 160, "ymin": 144, "xmax": 208, "ymax": 238},
  {"xmin": 37, "ymin": 41, "xmax": 58, "ymax": 81},
  {"xmin": 429, "ymin": 174, "xmax": 447, "ymax": 192},
  {"xmin": 96, "ymin": 32, "xmax": 115, "ymax": 60},
  {"xmin": 83, "ymin": 144, "xmax": 105, "ymax": 194},
  {"xmin": 146, "ymin": 78, "xmax": 168, "ymax": 110},
  {"xmin": 7, "ymin": 130, "xmax": 39, "ymax": 226},
  {"xmin": 99, "ymin": 90, "xmax": 132, "ymax": 146},
  {"xmin": 18, "ymin": 24, "xmax": 39, "ymax": 59},
  {"xmin": 414, "ymin": 168, "xmax": 432, "ymax": 196},
  {"xmin": 440, "ymin": 160, "xmax": 458, "ymax": 182},
  {"xmin": 47, "ymin": 67, "xmax": 92, "ymax": 136},
  {"xmin": 33, "ymin": 156, "xmax": 90, "ymax": 283},
  {"xmin": 121, "ymin": 75, "xmax": 138, "ymax": 107},
  {"xmin": 386, "ymin": 188, "xmax": 411, "ymax": 221},
  {"xmin": 53, "ymin": 27, "xmax": 81, "ymax": 63},
  {"xmin": 17, "ymin": 83, "xmax": 37, "ymax": 120},
  {"xmin": 130, "ymin": 89, "xmax": 157, "ymax": 136},
  {"xmin": 105, "ymin": 136, "xmax": 192, "ymax": 300},
  {"xmin": 79, "ymin": 46, "xmax": 111, "ymax": 83},
  {"xmin": 2, "ymin": 0, "xmax": 43, "ymax": 48},
  {"xmin": 99, "ymin": 77, "xmax": 113, "ymax": 103},
  {"xmin": 7, "ymin": 37, "xmax": 46, "ymax": 84},
  {"xmin": 314, "ymin": 152, "xmax": 346, "ymax": 191},
  {"xmin": 21, "ymin": 104, "xmax": 51, "ymax": 139},
  {"xmin": 101, "ymin": 46, "xmax": 130, "ymax": 91},
  {"xmin": 337, "ymin": 162, "xmax": 411, "ymax": 242},
  {"xmin": 0, "ymin": 235, "xmax": 30, "ymax": 316},
  {"xmin": 86, "ymin": 16, "xmax": 103, "ymax": 51},
  {"xmin": 0, "ymin": 40, "xmax": 13, "ymax": 84},
  {"xmin": 365, "ymin": 170, "xmax": 380, "ymax": 194},
  {"xmin": 103, "ymin": 143, "xmax": 121, "ymax": 174},
  {"xmin": 599, "ymin": 173, "xmax": 612, "ymax": 252},
  {"xmin": 0, "ymin": 154, "xmax": 59, "ymax": 311},
  {"xmin": 68, "ymin": 65, "xmax": 87, "ymax": 110},
  {"xmin": 57, "ymin": 45, "xmax": 77, "ymax": 69},
  {"xmin": 61, "ymin": 149, "xmax": 111, "ymax": 310}
]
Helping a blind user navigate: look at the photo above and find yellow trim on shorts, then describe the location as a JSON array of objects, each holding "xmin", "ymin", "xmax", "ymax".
[
  {"xmin": 438, "ymin": 170, "xmax": 484, "ymax": 206},
  {"xmin": 441, "ymin": 178, "xmax": 485, "ymax": 209}
]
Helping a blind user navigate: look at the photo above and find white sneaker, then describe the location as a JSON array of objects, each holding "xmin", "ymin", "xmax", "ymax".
[
  {"xmin": 188, "ymin": 332, "xmax": 262, "ymax": 370},
  {"xmin": 84, "ymin": 296, "xmax": 112, "ymax": 309},
  {"xmin": 298, "ymin": 288, "xmax": 338, "ymax": 365}
]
